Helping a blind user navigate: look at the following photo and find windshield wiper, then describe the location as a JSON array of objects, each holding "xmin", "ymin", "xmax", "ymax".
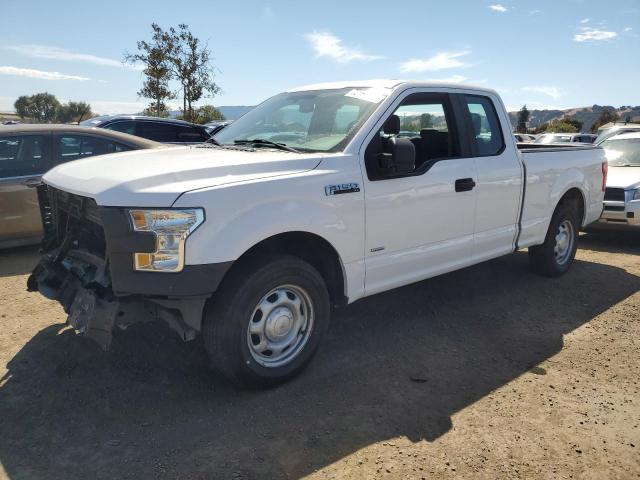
[{"xmin": 234, "ymin": 138, "xmax": 300, "ymax": 153}]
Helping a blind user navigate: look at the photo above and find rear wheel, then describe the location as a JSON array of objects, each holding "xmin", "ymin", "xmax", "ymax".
[
  {"xmin": 202, "ymin": 254, "xmax": 330, "ymax": 387},
  {"xmin": 528, "ymin": 204, "xmax": 579, "ymax": 277}
]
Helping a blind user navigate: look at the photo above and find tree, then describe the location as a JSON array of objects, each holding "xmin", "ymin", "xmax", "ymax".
[
  {"xmin": 563, "ymin": 117, "xmax": 583, "ymax": 132},
  {"xmin": 517, "ymin": 105, "xmax": 530, "ymax": 133},
  {"xmin": 420, "ymin": 113, "xmax": 434, "ymax": 129},
  {"xmin": 193, "ymin": 105, "xmax": 224, "ymax": 124},
  {"xmin": 590, "ymin": 107, "xmax": 619, "ymax": 133},
  {"xmin": 142, "ymin": 104, "xmax": 170, "ymax": 118},
  {"xmin": 14, "ymin": 96, "xmax": 31, "ymax": 119},
  {"xmin": 544, "ymin": 120, "xmax": 579, "ymax": 133},
  {"xmin": 169, "ymin": 24, "xmax": 220, "ymax": 122},
  {"xmin": 14, "ymin": 92, "xmax": 60, "ymax": 122},
  {"xmin": 56, "ymin": 101, "xmax": 93, "ymax": 123},
  {"xmin": 124, "ymin": 23, "xmax": 176, "ymax": 117}
]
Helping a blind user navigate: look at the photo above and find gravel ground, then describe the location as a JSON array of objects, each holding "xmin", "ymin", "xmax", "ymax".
[{"xmin": 0, "ymin": 231, "xmax": 639, "ymax": 480}]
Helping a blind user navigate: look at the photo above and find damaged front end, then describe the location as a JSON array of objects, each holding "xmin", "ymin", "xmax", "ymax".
[{"xmin": 27, "ymin": 186, "xmax": 220, "ymax": 350}]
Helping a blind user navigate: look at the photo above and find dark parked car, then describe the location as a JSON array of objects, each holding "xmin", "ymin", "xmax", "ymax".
[
  {"xmin": 204, "ymin": 120, "xmax": 233, "ymax": 136},
  {"xmin": 0, "ymin": 125, "xmax": 163, "ymax": 248},
  {"xmin": 81, "ymin": 115, "xmax": 211, "ymax": 144}
]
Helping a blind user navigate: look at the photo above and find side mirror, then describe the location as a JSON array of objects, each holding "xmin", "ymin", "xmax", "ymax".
[{"xmin": 378, "ymin": 137, "xmax": 415, "ymax": 174}]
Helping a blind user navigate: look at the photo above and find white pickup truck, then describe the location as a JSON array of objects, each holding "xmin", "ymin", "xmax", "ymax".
[{"xmin": 28, "ymin": 80, "xmax": 607, "ymax": 387}]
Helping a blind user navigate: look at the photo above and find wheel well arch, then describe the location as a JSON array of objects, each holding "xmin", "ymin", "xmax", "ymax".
[
  {"xmin": 557, "ymin": 187, "xmax": 586, "ymax": 226},
  {"xmin": 224, "ymin": 231, "xmax": 348, "ymax": 307}
]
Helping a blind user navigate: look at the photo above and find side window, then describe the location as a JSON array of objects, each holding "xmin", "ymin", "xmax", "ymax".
[
  {"xmin": 136, "ymin": 122, "xmax": 179, "ymax": 142},
  {"xmin": 364, "ymin": 93, "xmax": 459, "ymax": 180},
  {"xmin": 0, "ymin": 135, "xmax": 46, "ymax": 178},
  {"xmin": 104, "ymin": 121, "xmax": 136, "ymax": 135},
  {"xmin": 176, "ymin": 125, "xmax": 209, "ymax": 143},
  {"xmin": 464, "ymin": 95, "xmax": 504, "ymax": 156},
  {"xmin": 57, "ymin": 135, "xmax": 132, "ymax": 164}
]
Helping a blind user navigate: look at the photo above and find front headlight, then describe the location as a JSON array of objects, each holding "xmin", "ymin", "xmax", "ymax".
[{"xmin": 128, "ymin": 208, "xmax": 204, "ymax": 272}]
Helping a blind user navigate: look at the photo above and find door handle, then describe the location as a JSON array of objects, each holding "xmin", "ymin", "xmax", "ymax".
[
  {"xmin": 21, "ymin": 178, "xmax": 42, "ymax": 188},
  {"xmin": 455, "ymin": 178, "xmax": 476, "ymax": 192}
]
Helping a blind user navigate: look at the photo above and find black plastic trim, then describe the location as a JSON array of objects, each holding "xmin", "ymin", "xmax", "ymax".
[{"xmin": 98, "ymin": 207, "xmax": 232, "ymax": 296}]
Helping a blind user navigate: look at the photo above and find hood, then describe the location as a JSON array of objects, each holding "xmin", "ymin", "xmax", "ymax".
[
  {"xmin": 43, "ymin": 145, "xmax": 323, "ymax": 207},
  {"xmin": 606, "ymin": 166, "xmax": 640, "ymax": 190}
]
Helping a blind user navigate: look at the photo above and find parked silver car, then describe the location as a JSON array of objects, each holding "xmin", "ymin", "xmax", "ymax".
[
  {"xmin": 534, "ymin": 133, "xmax": 597, "ymax": 144},
  {"xmin": 0, "ymin": 125, "xmax": 163, "ymax": 248}
]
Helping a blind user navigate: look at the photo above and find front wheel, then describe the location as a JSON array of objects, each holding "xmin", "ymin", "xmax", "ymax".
[
  {"xmin": 528, "ymin": 204, "xmax": 579, "ymax": 277},
  {"xmin": 202, "ymin": 254, "xmax": 330, "ymax": 387}
]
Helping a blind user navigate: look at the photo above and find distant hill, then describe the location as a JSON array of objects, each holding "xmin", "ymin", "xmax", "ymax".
[{"xmin": 508, "ymin": 105, "xmax": 640, "ymax": 132}]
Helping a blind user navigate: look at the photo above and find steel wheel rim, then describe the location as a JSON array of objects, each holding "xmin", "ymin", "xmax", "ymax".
[
  {"xmin": 247, "ymin": 284, "xmax": 314, "ymax": 368},
  {"xmin": 554, "ymin": 219, "xmax": 574, "ymax": 265}
]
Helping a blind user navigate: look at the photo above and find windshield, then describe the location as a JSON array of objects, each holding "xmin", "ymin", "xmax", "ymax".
[
  {"xmin": 214, "ymin": 87, "xmax": 390, "ymax": 152},
  {"xmin": 534, "ymin": 134, "xmax": 573, "ymax": 144},
  {"xmin": 602, "ymin": 138, "xmax": 640, "ymax": 166}
]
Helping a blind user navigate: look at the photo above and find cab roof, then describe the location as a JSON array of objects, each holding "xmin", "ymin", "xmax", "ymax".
[{"xmin": 288, "ymin": 79, "xmax": 498, "ymax": 96}]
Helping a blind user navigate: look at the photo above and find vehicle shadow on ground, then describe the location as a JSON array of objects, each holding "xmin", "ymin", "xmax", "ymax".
[
  {"xmin": 0, "ymin": 245, "xmax": 40, "ymax": 278},
  {"xmin": 1, "ymin": 252, "xmax": 638, "ymax": 479},
  {"xmin": 579, "ymin": 230, "xmax": 640, "ymax": 255}
]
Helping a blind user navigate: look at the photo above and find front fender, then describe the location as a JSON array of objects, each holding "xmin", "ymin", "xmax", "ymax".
[{"xmin": 174, "ymin": 163, "xmax": 365, "ymax": 268}]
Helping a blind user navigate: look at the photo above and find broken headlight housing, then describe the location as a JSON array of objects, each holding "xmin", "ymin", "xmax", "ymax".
[{"xmin": 128, "ymin": 208, "xmax": 204, "ymax": 273}]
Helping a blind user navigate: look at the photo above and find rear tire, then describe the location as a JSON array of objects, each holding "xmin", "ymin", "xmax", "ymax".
[
  {"xmin": 202, "ymin": 254, "xmax": 330, "ymax": 388},
  {"xmin": 528, "ymin": 203, "xmax": 579, "ymax": 277}
]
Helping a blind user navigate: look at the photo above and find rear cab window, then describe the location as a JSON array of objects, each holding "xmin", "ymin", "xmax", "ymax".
[{"xmin": 463, "ymin": 95, "xmax": 505, "ymax": 156}]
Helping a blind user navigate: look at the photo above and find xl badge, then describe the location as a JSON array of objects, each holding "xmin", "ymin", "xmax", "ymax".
[{"xmin": 325, "ymin": 183, "xmax": 361, "ymax": 196}]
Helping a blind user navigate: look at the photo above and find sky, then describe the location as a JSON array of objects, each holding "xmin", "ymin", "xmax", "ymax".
[{"xmin": 1, "ymin": 0, "xmax": 638, "ymax": 114}]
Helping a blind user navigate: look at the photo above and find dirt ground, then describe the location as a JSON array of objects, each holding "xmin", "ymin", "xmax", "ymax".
[{"xmin": 0, "ymin": 231, "xmax": 639, "ymax": 480}]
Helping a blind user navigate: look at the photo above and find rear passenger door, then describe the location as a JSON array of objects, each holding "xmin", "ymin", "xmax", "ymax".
[
  {"xmin": 458, "ymin": 93, "xmax": 523, "ymax": 262},
  {"xmin": 0, "ymin": 133, "xmax": 50, "ymax": 246},
  {"xmin": 361, "ymin": 90, "xmax": 478, "ymax": 295}
]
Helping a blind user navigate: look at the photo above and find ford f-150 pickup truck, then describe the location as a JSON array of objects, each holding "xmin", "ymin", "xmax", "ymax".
[{"xmin": 27, "ymin": 80, "xmax": 607, "ymax": 387}]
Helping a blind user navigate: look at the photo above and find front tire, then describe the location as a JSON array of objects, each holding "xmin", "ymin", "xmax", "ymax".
[
  {"xmin": 202, "ymin": 254, "xmax": 330, "ymax": 387},
  {"xmin": 528, "ymin": 203, "xmax": 579, "ymax": 277}
]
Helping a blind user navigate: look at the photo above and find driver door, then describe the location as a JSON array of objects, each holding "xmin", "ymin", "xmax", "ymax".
[{"xmin": 360, "ymin": 90, "xmax": 478, "ymax": 295}]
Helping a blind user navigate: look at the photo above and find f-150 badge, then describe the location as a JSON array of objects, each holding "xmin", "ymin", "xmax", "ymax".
[{"xmin": 325, "ymin": 183, "xmax": 361, "ymax": 196}]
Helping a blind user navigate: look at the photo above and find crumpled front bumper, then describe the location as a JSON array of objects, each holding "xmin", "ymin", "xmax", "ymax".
[
  {"xmin": 28, "ymin": 251, "xmax": 120, "ymax": 350},
  {"xmin": 28, "ymin": 251, "xmax": 212, "ymax": 350}
]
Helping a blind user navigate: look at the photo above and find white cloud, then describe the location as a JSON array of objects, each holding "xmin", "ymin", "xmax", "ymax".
[
  {"xmin": 624, "ymin": 27, "xmax": 633, "ymax": 32},
  {"xmin": 580, "ymin": 18, "xmax": 590, "ymax": 24},
  {"xmin": 574, "ymin": 28, "xmax": 617, "ymax": 42},
  {"xmin": 4, "ymin": 44, "xmax": 141, "ymax": 70},
  {"xmin": 522, "ymin": 86, "xmax": 565, "ymax": 100},
  {"xmin": 305, "ymin": 31, "xmax": 382, "ymax": 63},
  {"xmin": 489, "ymin": 4, "xmax": 508, "ymax": 12},
  {"xmin": 0, "ymin": 66, "xmax": 89, "ymax": 81},
  {"xmin": 400, "ymin": 51, "xmax": 471, "ymax": 73},
  {"xmin": 424, "ymin": 75, "xmax": 467, "ymax": 83}
]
